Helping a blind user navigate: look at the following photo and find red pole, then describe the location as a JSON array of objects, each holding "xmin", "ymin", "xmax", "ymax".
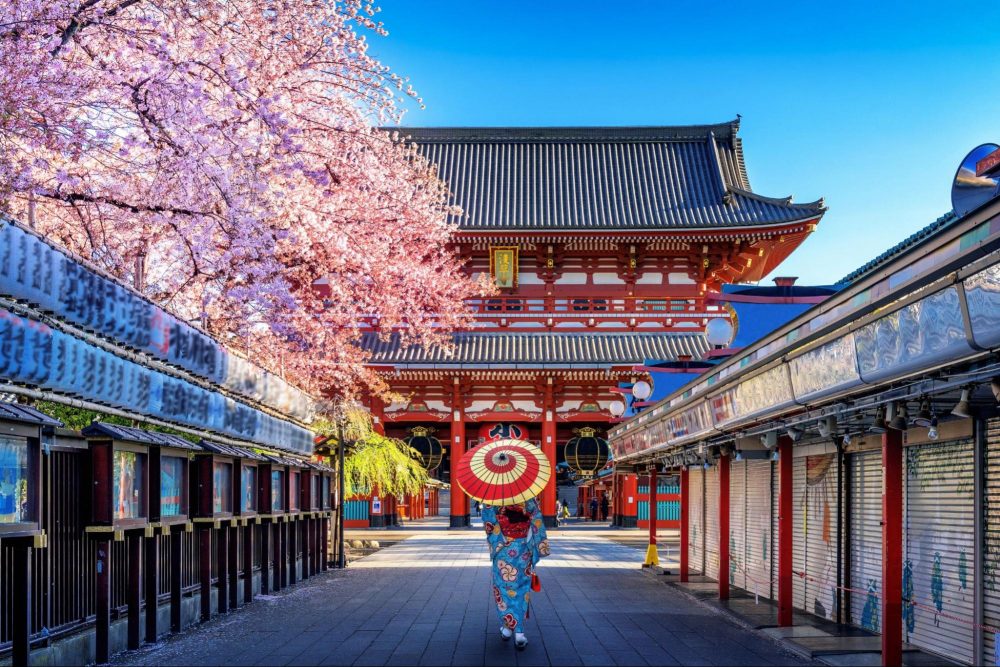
[
  {"xmin": 643, "ymin": 465, "xmax": 659, "ymax": 566},
  {"xmin": 541, "ymin": 378, "xmax": 557, "ymax": 526},
  {"xmin": 680, "ymin": 466, "xmax": 689, "ymax": 582},
  {"xmin": 450, "ymin": 379, "xmax": 468, "ymax": 528},
  {"xmin": 882, "ymin": 428, "xmax": 903, "ymax": 667},
  {"xmin": 778, "ymin": 437, "xmax": 793, "ymax": 626},
  {"xmin": 719, "ymin": 453, "xmax": 730, "ymax": 600}
]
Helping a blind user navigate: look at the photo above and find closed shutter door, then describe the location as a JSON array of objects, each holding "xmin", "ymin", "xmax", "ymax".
[
  {"xmin": 730, "ymin": 460, "xmax": 747, "ymax": 591},
  {"xmin": 689, "ymin": 467, "xmax": 705, "ymax": 574},
  {"xmin": 804, "ymin": 453, "xmax": 840, "ymax": 621},
  {"xmin": 793, "ymin": 455, "xmax": 807, "ymax": 611},
  {"xmin": 904, "ymin": 439, "xmax": 974, "ymax": 665},
  {"xmin": 746, "ymin": 459, "xmax": 773, "ymax": 600},
  {"xmin": 984, "ymin": 420, "xmax": 1000, "ymax": 662},
  {"xmin": 850, "ymin": 449, "xmax": 883, "ymax": 632},
  {"xmin": 705, "ymin": 465, "xmax": 720, "ymax": 581}
]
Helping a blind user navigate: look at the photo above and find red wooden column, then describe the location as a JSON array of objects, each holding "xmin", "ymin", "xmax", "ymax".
[
  {"xmin": 450, "ymin": 379, "xmax": 469, "ymax": 527},
  {"xmin": 541, "ymin": 377, "xmax": 557, "ymax": 527},
  {"xmin": 719, "ymin": 453, "xmax": 730, "ymax": 600},
  {"xmin": 680, "ymin": 466, "xmax": 690, "ymax": 582},
  {"xmin": 777, "ymin": 437, "xmax": 793, "ymax": 626},
  {"xmin": 882, "ymin": 428, "xmax": 903, "ymax": 667},
  {"xmin": 622, "ymin": 473, "xmax": 638, "ymax": 528},
  {"xmin": 643, "ymin": 465, "xmax": 659, "ymax": 566},
  {"xmin": 370, "ymin": 395, "xmax": 386, "ymax": 436}
]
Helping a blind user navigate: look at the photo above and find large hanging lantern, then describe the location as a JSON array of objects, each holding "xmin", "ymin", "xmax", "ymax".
[
  {"xmin": 564, "ymin": 426, "xmax": 610, "ymax": 478},
  {"xmin": 405, "ymin": 426, "xmax": 443, "ymax": 471}
]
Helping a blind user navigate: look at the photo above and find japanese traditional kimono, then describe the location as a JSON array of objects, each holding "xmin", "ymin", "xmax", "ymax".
[{"xmin": 481, "ymin": 497, "xmax": 550, "ymax": 632}]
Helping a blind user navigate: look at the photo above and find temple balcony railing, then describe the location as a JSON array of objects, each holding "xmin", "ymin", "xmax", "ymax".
[{"xmin": 466, "ymin": 297, "xmax": 718, "ymax": 314}]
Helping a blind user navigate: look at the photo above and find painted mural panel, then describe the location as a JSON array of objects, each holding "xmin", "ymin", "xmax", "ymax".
[
  {"xmin": 903, "ymin": 440, "xmax": 974, "ymax": 664},
  {"xmin": 0, "ymin": 435, "xmax": 28, "ymax": 523},
  {"xmin": 849, "ymin": 450, "xmax": 883, "ymax": 633},
  {"xmin": 983, "ymin": 419, "xmax": 1000, "ymax": 662},
  {"xmin": 854, "ymin": 287, "xmax": 970, "ymax": 383},
  {"xmin": 803, "ymin": 453, "xmax": 839, "ymax": 621},
  {"xmin": 113, "ymin": 450, "xmax": 145, "ymax": 520},
  {"xmin": 160, "ymin": 456, "xmax": 186, "ymax": 517},
  {"xmin": 964, "ymin": 260, "xmax": 1000, "ymax": 350},
  {"xmin": 788, "ymin": 335, "xmax": 862, "ymax": 403}
]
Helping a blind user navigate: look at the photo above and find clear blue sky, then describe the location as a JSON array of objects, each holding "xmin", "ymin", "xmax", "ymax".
[{"xmin": 371, "ymin": 1, "xmax": 1000, "ymax": 285}]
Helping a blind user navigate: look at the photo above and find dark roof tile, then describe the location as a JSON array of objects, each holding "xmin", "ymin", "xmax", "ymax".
[
  {"xmin": 361, "ymin": 332, "xmax": 709, "ymax": 366},
  {"xmin": 394, "ymin": 122, "xmax": 825, "ymax": 231}
]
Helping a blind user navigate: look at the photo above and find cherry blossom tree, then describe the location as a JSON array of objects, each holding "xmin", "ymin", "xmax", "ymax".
[{"xmin": 0, "ymin": 0, "xmax": 484, "ymax": 397}]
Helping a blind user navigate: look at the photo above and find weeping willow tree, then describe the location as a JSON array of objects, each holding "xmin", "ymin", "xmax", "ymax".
[{"xmin": 313, "ymin": 403, "xmax": 429, "ymax": 498}]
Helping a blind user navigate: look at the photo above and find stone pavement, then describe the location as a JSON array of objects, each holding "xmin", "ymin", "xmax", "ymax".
[{"xmin": 113, "ymin": 526, "xmax": 816, "ymax": 666}]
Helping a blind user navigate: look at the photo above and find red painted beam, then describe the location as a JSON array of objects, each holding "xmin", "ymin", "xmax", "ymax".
[
  {"xmin": 882, "ymin": 429, "xmax": 903, "ymax": 666},
  {"xmin": 680, "ymin": 467, "xmax": 689, "ymax": 582},
  {"xmin": 777, "ymin": 437, "xmax": 793, "ymax": 626},
  {"xmin": 719, "ymin": 454, "xmax": 730, "ymax": 601}
]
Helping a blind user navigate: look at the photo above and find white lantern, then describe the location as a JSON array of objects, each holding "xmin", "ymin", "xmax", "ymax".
[
  {"xmin": 705, "ymin": 318, "xmax": 735, "ymax": 347},
  {"xmin": 609, "ymin": 400, "xmax": 626, "ymax": 417},
  {"xmin": 632, "ymin": 380, "xmax": 652, "ymax": 401}
]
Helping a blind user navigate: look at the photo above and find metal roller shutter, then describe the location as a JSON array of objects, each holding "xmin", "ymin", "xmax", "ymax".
[
  {"xmin": 745, "ymin": 459, "xmax": 773, "ymax": 600},
  {"xmin": 705, "ymin": 464, "xmax": 720, "ymax": 581},
  {"xmin": 793, "ymin": 455, "xmax": 807, "ymax": 611},
  {"xmin": 730, "ymin": 460, "xmax": 747, "ymax": 591},
  {"xmin": 904, "ymin": 439, "xmax": 974, "ymax": 665},
  {"xmin": 849, "ymin": 449, "xmax": 883, "ymax": 633},
  {"xmin": 984, "ymin": 419, "xmax": 1000, "ymax": 663},
  {"xmin": 689, "ymin": 467, "xmax": 705, "ymax": 574},
  {"xmin": 804, "ymin": 453, "xmax": 840, "ymax": 621}
]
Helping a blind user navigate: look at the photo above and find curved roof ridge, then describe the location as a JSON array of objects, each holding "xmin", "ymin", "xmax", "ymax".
[
  {"xmin": 728, "ymin": 187, "xmax": 826, "ymax": 211},
  {"xmin": 389, "ymin": 120, "xmax": 741, "ymax": 143}
]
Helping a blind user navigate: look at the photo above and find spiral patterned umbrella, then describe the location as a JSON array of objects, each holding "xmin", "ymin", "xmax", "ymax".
[{"xmin": 455, "ymin": 438, "xmax": 551, "ymax": 505}]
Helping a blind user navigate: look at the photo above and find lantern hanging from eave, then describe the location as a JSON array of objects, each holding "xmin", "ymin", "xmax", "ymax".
[
  {"xmin": 405, "ymin": 426, "xmax": 443, "ymax": 471},
  {"xmin": 564, "ymin": 426, "xmax": 610, "ymax": 478}
]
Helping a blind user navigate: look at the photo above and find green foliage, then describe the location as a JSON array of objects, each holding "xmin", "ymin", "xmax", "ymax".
[
  {"xmin": 32, "ymin": 401, "xmax": 198, "ymax": 442},
  {"xmin": 343, "ymin": 433, "xmax": 429, "ymax": 498}
]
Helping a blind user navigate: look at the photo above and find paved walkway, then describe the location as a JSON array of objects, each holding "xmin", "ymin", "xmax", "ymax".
[{"xmin": 114, "ymin": 527, "xmax": 814, "ymax": 666}]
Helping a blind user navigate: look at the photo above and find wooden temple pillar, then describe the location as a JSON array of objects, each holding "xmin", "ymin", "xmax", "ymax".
[
  {"xmin": 541, "ymin": 377, "xmax": 557, "ymax": 527},
  {"xmin": 450, "ymin": 379, "xmax": 469, "ymax": 528}
]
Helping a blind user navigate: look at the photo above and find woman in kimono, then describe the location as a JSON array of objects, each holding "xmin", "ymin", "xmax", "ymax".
[{"xmin": 481, "ymin": 496, "xmax": 549, "ymax": 649}]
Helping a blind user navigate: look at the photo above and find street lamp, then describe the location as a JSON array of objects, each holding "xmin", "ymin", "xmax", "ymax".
[
  {"xmin": 609, "ymin": 400, "xmax": 626, "ymax": 418},
  {"xmin": 632, "ymin": 380, "xmax": 652, "ymax": 401}
]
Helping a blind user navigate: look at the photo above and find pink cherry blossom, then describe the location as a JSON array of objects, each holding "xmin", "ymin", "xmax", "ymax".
[{"xmin": 0, "ymin": 0, "xmax": 487, "ymax": 399}]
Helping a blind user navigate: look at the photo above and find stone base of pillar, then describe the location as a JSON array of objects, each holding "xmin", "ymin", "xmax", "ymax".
[
  {"xmin": 620, "ymin": 516, "xmax": 638, "ymax": 528},
  {"xmin": 543, "ymin": 515, "xmax": 557, "ymax": 528},
  {"xmin": 369, "ymin": 515, "xmax": 388, "ymax": 528},
  {"xmin": 449, "ymin": 514, "xmax": 470, "ymax": 528}
]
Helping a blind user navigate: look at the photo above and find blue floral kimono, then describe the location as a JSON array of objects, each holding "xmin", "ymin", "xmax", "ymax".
[{"xmin": 481, "ymin": 498, "xmax": 549, "ymax": 632}]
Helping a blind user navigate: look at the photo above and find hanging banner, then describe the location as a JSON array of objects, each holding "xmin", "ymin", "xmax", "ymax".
[
  {"xmin": 0, "ymin": 218, "xmax": 314, "ymax": 422},
  {"xmin": 0, "ymin": 307, "xmax": 314, "ymax": 453}
]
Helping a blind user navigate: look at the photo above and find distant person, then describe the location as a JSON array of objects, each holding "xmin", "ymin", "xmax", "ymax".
[
  {"xmin": 560, "ymin": 502, "xmax": 571, "ymax": 522},
  {"xmin": 589, "ymin": 497, "xmax": 598, "ymax": 522},
  {"xmin": 476, "ymin": 501, "xmax": 482, "ymax": 517},
  {"xmin": 600, "ymin": 494, "xmax": 609, "ymax": 522},
  {"xmin": 554, "ymin": 499, "xmax": 562, "ymax": 527}
]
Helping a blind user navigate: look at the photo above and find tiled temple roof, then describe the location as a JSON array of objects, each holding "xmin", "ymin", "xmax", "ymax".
[
  {"xmin": 362, "ymin": 332, "xmax": 709, "ymax": 367},
  {"xmin": 838, "ymin": 211, "xmax": 958, "ymax": 285},
  {"xmin": 394, "ymin": 121, "xmax": 825, "ymax": 231}
]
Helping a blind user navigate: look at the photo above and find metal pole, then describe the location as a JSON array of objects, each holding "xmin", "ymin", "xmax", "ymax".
[{"xmin": 337, "ymin": 421, "xmax": 346, "ymax": 569}]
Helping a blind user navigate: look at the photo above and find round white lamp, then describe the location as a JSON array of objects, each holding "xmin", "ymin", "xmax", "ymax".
[
  {"xmin": 609, "ymin": 400, "xmax": 626, "ymax": 417},
  {"xmin": 632, "ymin": 380, "xmax": 652, "ymax": 401},
  {"xmin": 705, "ymin": 317, "xmax": 735, "ymax": 348}
]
